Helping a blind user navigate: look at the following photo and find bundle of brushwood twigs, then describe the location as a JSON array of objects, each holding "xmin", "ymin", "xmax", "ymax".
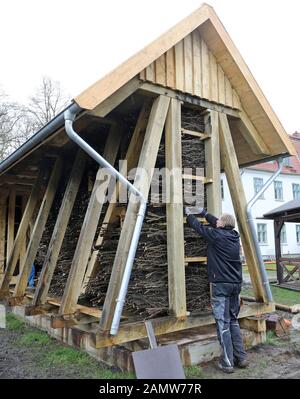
[{"xmin": 84, "ymin": 108, "xmax": 211, "ymax": 318}]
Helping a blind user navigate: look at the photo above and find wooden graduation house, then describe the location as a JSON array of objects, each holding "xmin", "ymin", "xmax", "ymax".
[{"xmin": 0, "ymin": 4, "xmax": 296, "ymax": 363}]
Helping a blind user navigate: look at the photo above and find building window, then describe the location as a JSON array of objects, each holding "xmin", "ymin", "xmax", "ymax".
[
  {"xmin": 253, "ymin": 177, "xmax": 264, "ymax": 199},
  {"xmin": 257, "ymin": 223, "xmax": 268, "ymax": 244},
  {"xmin": 274, "ymin": 181, "xmax": 283, "ymax": 200},
  {"xmin": 293, "ymin": 183, "xmax": 300, "ymax": 200},
  {"xmin": 296, "ymin": 225, "xmax": 300, "ymax": 244},
  {"xmin": 283, "ymin": 157, "xmax": 291, "ymax": 167},
  {"xmin": 280, "ymin": 224, "xmax": 287, "ymax": 244},
  {"xmin": 221, "ymin": 179, "xmax": 224, "ymax": 200}
]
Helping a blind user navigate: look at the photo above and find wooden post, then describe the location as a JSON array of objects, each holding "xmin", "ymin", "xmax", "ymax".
[
  {"xmin": 32, "ymin": 150, "xmax": 87, "ymax": 306},
  {"xmin": 99, "ymin": 95, "xmax": 170, "ymax": 331},
  {"xmin": 165, "ymin": 98, "xmax": 186, "ymax": 317},
  {"xmin": 205, "ymin": 111, "xmax": 222, "ymax": 216},
  {"xmin": 19, "ymin": 195, "xmax": 28, "ymax": 270},
  {"xmin": 13, "ymin": 158, "xmax": 63, "ymax": 299},
  {"xmin": 59, "ymin": 125, "xmax": 122, "ymax": 315},
  {"xmin": 0, "ymin": 170, "xmax": 46, "ymax": 296},
  {"xmin": 6, "ymin": 189, "xmax": 16, "ymax": 263},
  {"xmin": 0, "ymin": 191, "xmax": 8, "ymax": 275},
  {"xmin": 219, "ymin": 113, "xmax": 266, "ymax": 302},
  {"xmin": 82, "ymin": 100, "xmax": 152, "ymax": 291},
  {"xmin": 274, "ymin": 219, "xmax": 284, "ymax": 284}
]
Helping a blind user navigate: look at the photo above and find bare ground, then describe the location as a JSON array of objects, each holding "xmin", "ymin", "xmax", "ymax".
[{"xmin": 1, "ymin": 313, "xmax": 300, "ymax": 379}]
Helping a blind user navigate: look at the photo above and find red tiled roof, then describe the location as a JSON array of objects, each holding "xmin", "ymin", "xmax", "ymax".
[{"xmin": 248, "ymin": 133, "xmax": 300, "ymax": 175}]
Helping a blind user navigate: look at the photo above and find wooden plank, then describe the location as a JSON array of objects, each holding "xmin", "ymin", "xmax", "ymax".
[
  {"xmin": 235, "ymin": 109, "xmax": 270, "ymax": 155},
  {"xmin": 93, "ymin": 302, "xmax": 275, "ymax": 348},
  {"xmin": 139, "ymin": 82, "xmax": 240, "ymax": 118},
  {"xmin": 174, "ymin": 40, "xmax": 185, "ymax": 92},
  {"xmin": 204, "ymin": 111, "xmax": 221, "ymax": 216},
  {"xmin": 6, "ymin": 190, "xmax": 16, "ymax": 263},
  {"xmin": 232, "ymin": 90, "xmax": 241, "ymax": 109},
  {"xmin": 209, "ymin": 52, "xmax": 218, "ymax": 102},
  {"xmin": 145, "ymin": 63, "xmax": 155, "ymax": 82},
  {"xmin": 32, "ymin": 150, "xmax": 87, "ymax": 306},
  {"xmin": 182, "ymin": 174, "xmax": 212, "ymax": 184},
  {"xmin": 165, "ymin": 98, "xmax": 186, "ymax": 317},
  {"xmin": 0, "ymin": 170, "xmax": 46, "ymax": 296},
  {"xmin": 19, "ymin": 196, "xmax": 28, "ymax": 269},
  {"xmin": 89, "ymin": 77, "xmax": 141, "ymax": 118},
  {"xmin": 183, "ymin": 35, "xmax": 193, "ymax": 94},
  {"xmin": 13, "ymin": 158, "xmax": 63, "ymax": 299},
  {"xmin": 225, "ymin": 76, "xmax": 233, "ymax": 107},
  {"xmin": 59, "ymin": 126, "xmax": 122, "ymax": 315},
  {"xmin": 82, "ymin": 100, "xmax": 152, "ymax": 291},
  {"xmin": 217, "ymin": 65, "xmax": 225, "ymax": 104},
  {"xmin": 99, "ymin": 95, "xmax": 170, "ymax": 331},
  {"xmin": 201, "ymin": 38, "xmax": 210, "ymax": 100},
  {"xmin": 0, "ymin": 191, "xmax": 8, "ymax": 274},
  {"xmin": 219, "ymin": 113, "xmax": 266, "ymax": 302},
  {"xmin": 192, "ymin": 30, "xmax": 202, "ymax": 97},
  {"xmin": 155, "ymin": 54, "xmax": 166, "ymax": 86},
  {"xmin": 184, "ymin": 257, "xmax": 207, "ymax": 263},
  {"xmin": 181, "ymin": 128, "xmax": 209, "ymax": 139},
  {"xmin": 166, "ymin": 48, "xmax": 176, "ymax": 89}
]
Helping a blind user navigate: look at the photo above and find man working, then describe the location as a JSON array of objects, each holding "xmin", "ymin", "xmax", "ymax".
[{"xmin": 185, "ymin": 207, "xmax": 248, "ymax": 374}]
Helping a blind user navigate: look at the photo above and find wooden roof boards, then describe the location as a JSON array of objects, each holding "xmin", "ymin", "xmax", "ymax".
[{"xmin": 75, "ymin": 3, "xmax": 296, "ymax": 165}]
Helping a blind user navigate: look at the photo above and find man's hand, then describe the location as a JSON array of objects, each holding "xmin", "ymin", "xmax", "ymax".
[
  {"xmin": 185, "ymin": 207, "xmax": 193, "ymax": 216},
  {"xmin": 195, "ymin": 207, "xmax": 207, "ymax": 217}
]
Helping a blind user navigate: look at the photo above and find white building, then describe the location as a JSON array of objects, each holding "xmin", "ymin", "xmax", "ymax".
[{"xmin": 221, "ymin": 132, "xmax": 300, "ymax": 259}]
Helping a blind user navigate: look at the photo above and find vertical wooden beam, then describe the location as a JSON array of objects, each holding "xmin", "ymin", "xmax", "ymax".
[
  {"xmin": 82, "ymin": 100, "xmax": 152, "ymax": 291},
  {"xmin": 204, "ymin": 111, "xmax": 221, "ymax": 216},
  {"xmin": 219, "ymin": 113, "xmax": 266, "ymax": 302},
  {"xmin": 0, "ymin": 191, "xmax": 8, "ymax": 275},
  {"xmin": 165, "ymin": 98, "xmax": 186, "ymax": 317},
  {"xmin": 13, "ymin": 158, "xmax": 63, "ymax": 299},
  {"xmin": 59, "ymin": 126, "xmax": 122, "ymax": 315},
  {"xmin": 274, "ymin": 219, "xmax": 284, "ymax": 284},
  {"xmin": 19, "ymin": 195, "xmax": 28, "ymax": 270},
  {"xmin": 0, "ymin": 170, "xmax": 46, "ymax": 295},
  {"xmin": 99, "ymin": 95, "xmax": 170, "ymax": 331},
  {"xmin": 32, "ymin": 150, "xmax": 87, "ymax": 306},
  {"xmin": 6, "ymin": 189, "xmax": 16, "ymax": 263}
]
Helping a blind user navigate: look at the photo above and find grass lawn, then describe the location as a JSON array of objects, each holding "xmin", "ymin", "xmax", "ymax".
[{"xmin": 242, "ymin": 284, "xmax": 300, "ymax": 306}]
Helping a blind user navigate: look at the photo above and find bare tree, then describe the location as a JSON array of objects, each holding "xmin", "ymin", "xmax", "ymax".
[
  {"xmin": 26, "ymin": 76, "xmax": 70, "ymax": 130},
  {"xmin": 0, "ymin": 90, "xmax": 30, "ymax": 160}
]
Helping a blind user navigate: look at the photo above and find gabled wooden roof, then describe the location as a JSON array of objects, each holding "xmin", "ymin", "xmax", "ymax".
[{"xmin": 75, "ymin": 3, "xmax": 296, "ymax": 161}]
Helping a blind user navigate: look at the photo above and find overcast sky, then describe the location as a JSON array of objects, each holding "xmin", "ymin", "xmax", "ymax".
[{"xmin": 1, "ymin": 0, "xmax": 299, "ymax": 133}]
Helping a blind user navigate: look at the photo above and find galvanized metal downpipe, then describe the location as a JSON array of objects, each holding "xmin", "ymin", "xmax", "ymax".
[
  {"xmin": 64, "ymin": 107, "xmax": 147, "ymax": 336},
  {"xmin": 246, "ymin": 157, "xmax": 284, "ymax": 302}
]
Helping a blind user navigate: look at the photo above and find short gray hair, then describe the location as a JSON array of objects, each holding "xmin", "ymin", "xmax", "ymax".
[{"xmin": 220, "ymin": 213, "xmax": 236, "ymax": 228}]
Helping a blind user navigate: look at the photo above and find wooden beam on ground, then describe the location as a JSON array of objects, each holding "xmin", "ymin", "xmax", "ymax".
[
  {"xmin": 0, "ymin": 191, "xmax": 8, "ymax": 275},
  {"xmin": 82, "ymin": 100, "xmax": 152, "ymax": 291},
  {"xmin": 99, "ymin": 95, "xmax": 170, "ymax": 332},
  {"xmin": 165, "ymin": 98, "xmax": 186, "ymax": 317},
  {"xmin": 59, "ymin": 126, "xmax": 122, "ymax": 315},
  {"xmin": 219, "ymin": 113, "xmax": 266, "ymax": 302},
  {"xmin": 6, "ymin": 190, "xmax": 16, "ymax": 264},
  {"xmin": 12, "ymin": 158, "xmax": 63, "ymax": 300},
  {"xmin": 139, "ymin": 82, "xmax": 240, "ymax": 118},
  {"xmin": 32, "ymin": 150, "xmax": 87, "ymax": 306},
  {"xmin": 0, "ymin": 170, "xmax": 46, "ymax": 297},
  {"xmin": 204, "ymin": 111, "xmax": 221, "ymax": 216},
  {"xmin": 233, "ymin": 109, "xmax": 270, "ymax": 155},
  {"xmin": 92, "ymin": 302, "xmax": 275, "ymax": 348}
]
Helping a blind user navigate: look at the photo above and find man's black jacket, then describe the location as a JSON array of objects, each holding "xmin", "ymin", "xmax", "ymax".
[{"xmin": 187, "ymin": 213, "xmax": 242, "ymax": 284}]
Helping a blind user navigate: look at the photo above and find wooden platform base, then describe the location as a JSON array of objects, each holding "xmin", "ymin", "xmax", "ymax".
[{"xmin": 7, "ymin": 302, "xmax": 270, "ymax": 372}]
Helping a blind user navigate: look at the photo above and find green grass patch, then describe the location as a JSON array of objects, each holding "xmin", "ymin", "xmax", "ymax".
[
  {"xmin": 242, "ymin": 285, "xmax": 300, "ymax": 306},
  {"xmin": 16, "ymin": 330, "xmax": 52, "ymax": 347},
  {"xmin": 184, "ymin": 365, "xmax": 204, "ymax": 379},
  {"xmin": 6, "ymin": 313, "xmax": 25, "ymax": 331}
]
